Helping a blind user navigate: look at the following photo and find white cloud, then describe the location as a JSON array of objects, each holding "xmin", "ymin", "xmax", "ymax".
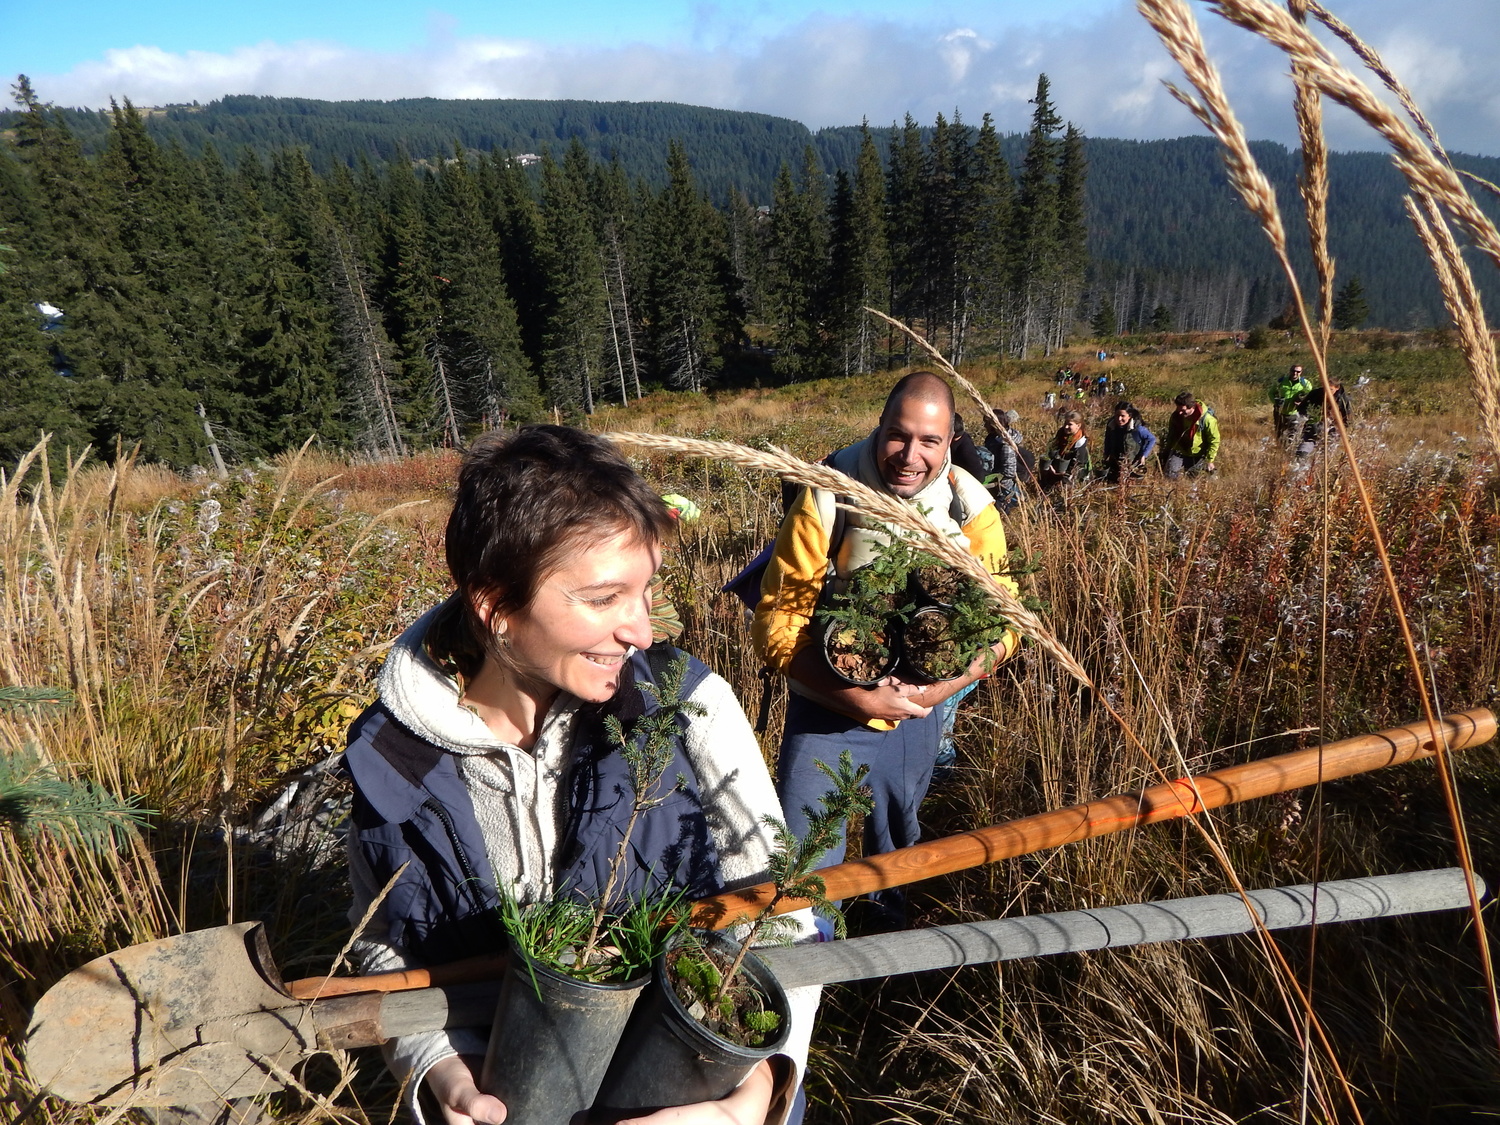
[{"xmin": 28, "ymin": 0, "xmax": 1500, "ymax": 154}]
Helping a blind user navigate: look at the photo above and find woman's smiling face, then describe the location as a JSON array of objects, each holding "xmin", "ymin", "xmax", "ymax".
[{"xmin": 496, "ymin": 528, "xmax": 660, "ymax": 703}]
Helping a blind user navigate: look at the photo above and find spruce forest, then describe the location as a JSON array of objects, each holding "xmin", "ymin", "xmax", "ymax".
[{"xmin": 0, "ymin": 75, "xmax": 1088, "ymax": 469}]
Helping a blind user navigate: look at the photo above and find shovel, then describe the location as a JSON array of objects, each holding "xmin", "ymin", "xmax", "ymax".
[{"xmin": 26, "ymin": 868, "xmax": 1480, "ymax": 1106}]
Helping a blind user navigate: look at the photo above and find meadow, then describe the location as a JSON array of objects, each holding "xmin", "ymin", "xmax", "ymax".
[{"xmin": 1, "ymin": 329, "xmax": 1497, "ymax": 1124}]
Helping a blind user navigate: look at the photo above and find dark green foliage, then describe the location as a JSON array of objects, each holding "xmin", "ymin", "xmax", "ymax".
[
  {"xmin": 1150, "ymin": 304, "xmax": 1173, "ymax": 332},
  {"xmin": 1091, "ymin": 297, "xmax": 1117, "ymax": 337},
  {"xmin": 764, "ymin": 147, "xmax": 830, "ymax": 381},
  {"xmin": 672, "ymin": 750, "xmax": 872, "ymax": 1046},
  {"xmin": 0, "ymin": 681, "xmax": 150, "ymax": 855},
  {"xmin": 647, "ymin": 142, "xmax": 735, "ymax": 392},
  {"xmin": 1333, "ymin": 275, "xmax": 1370, "ymax": 330},
  {"xmin": 504, "ymin": 654, "xmax": 702, "ymax": 984}
]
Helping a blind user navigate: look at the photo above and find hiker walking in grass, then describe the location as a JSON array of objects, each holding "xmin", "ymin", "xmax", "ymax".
[
  {"xmin": 982, "ymin": 409, "xmax": 1030, "ymax": 512},
  {"xmin": 1100, "ymin": 401, "xmax": 1157, "ymax": 483},
  {"xmin": 753, "ymin": 373, "xmax": 1021, "ymax": 927},
  {"xmin": 1271, "ymin": 364, "xmax": 1313, "ymax": 441},
  {"xmin": 1159, "ymin": 391, "xmax": 1221, "ymax": 478},
  {"xmin": 1039, "ymin": 411, "xmax": 1092, "ymax": 491},
  {"xmin": 344, "ymin": 427, "xmax": 816, "ymax": 1125},
  {"xmin": 1295, "ymin": 380, "xmax": 1351, "ymax": 456}
]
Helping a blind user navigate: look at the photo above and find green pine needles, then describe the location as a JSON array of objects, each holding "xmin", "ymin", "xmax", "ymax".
[
  {"xmin": 0, "ymin": 686, "xmax": 149, "ymax": 853},
  {"xmin": 0, "ymin": 742, "xmax": 150, "ymax": 853},
  {"xmin": 502, "ymin": 652, "xmax": 702, "ymax": 985},
  {"xmin": 673, "ymin": 751, "xmax": 873, "ymax": 1046}
]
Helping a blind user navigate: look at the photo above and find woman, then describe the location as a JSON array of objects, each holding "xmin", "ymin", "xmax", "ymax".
[
  {"xmin": 1100, "ymin": 401, "xmax": 1157, "ymax": 483},
  {"xmin": 343, "ymin": 426, "xmax": 815, "ymax": 1125},
  {"xmin": 1039, "ymin": 411, "xmax": 1091, "ymax": 491}
]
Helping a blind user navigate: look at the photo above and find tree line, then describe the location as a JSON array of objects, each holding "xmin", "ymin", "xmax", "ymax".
[{"xmin": 0, "ymin": 75, "xmax": 1086, "ymax": 468}]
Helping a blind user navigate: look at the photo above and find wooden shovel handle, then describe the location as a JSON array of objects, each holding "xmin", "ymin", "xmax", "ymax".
[
  {"xmin": 289, "ymin": 953, "xmax": 507, "ymax": 999},
  {"xmin": 290, "ymin": 708, "xmax": 1496, "ymax": 995}
]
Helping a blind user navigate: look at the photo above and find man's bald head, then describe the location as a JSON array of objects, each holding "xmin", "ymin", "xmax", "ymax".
[
  {"xmin": 880, "ymin": 371, "xmax": 956, "ymax": 431},
  {"xmin": 875, "ymin": 372, "xmax": 957, "ymax": 497}
]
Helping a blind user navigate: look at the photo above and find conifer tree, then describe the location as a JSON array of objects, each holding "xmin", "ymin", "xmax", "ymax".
[
  {"xmin": 1332, "ymin": 276, "xmax": 1369, "ymax": 330},
  {"xmin": 764, "ymin": 146, "xmax": 829, "ymax": 381},
  {"xmin": 647, "ymin": 141, "xmax": 733, "ymax": 393},
  {"xmin": 593, "ymin": 156, "xmax": 645, "ymax": 403},
  {"xmin": 1091, "ymin": 297, "xmax": 1117, "ymax": 338},
  {"xmin": 1051, "ymin": 124, "xmax": 1089, "ymax": 352},
  {"xmin": 1010, "ymin": 75, "xmax": 1063, "ymax": 357},
  {"xmin": 968, "ymin": 113, "xmax": 1013, "ymax": 354},
  {"xmin": 538, "ymin": 146, "xmax": 607, "ymax": 413},
  {"xmin": 826, "ymin": 123, "xmax": 889, "ymax": 376},
  {"xmin": 885, "ymin": 115, "xmax": 926, "ymax": 364},
  {"xmin": 487, "ymin": 150, "xmax": 549, "ymax": 367},
  {"xmin": 432, "ymin": 146, "xmax": 539, "ymax": 430},
  {"xmin": 377, "ymin": 148, "xmax": 442, "ymax": 441}
]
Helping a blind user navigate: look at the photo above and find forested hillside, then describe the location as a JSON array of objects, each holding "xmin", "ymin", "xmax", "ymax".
[
  {"xmin": 8, "ymin": 91, "xmax": 1497, "ymax": 328},
  {"xmin": 0, "ymin": 77, "xmax": 1085, "ymax": 468}
]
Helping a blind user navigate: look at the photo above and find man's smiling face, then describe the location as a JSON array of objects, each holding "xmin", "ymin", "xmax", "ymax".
[{"xmin": 876, "ymin": 396, "xmax": 953, "ymax": 498}]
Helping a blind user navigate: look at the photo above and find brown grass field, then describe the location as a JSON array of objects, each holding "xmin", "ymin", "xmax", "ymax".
[{"xmin": 1, "ymin": 328, "xmax": 1497, "ymax": 1124}]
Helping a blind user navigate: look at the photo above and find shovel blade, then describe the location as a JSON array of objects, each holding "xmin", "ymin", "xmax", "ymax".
[{"xmin": 26, "ymin": 922, "xmax": 310, "ymax": 1106}]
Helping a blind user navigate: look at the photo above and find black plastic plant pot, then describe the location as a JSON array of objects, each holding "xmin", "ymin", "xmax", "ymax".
[
  {"xmin": 908, "ymin": 566, "xmax": 965, "ymax": 611},
  {"xmin": 593, "ymin": 935, "xmax": 792, "ymax": 1114},
  {"xmin": 817, "ymin": 615, "xmax": 898, "ymax": 687},
  {"xmin": 478, "ymin": 952, "xmax": 647, "ymax": 1125},
  {"xmin": 898, "ymin": 605, "xmax": 964, "ymax": 685}
]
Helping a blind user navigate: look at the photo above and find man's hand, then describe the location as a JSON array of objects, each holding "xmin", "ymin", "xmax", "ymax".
[
  {"xmin": 426, "ymin": 1056, "xmax": 507, "ymax": 1125},
  {"xmin": 820, "ymin": 679, "xmax": 933, "ymax": 724}
]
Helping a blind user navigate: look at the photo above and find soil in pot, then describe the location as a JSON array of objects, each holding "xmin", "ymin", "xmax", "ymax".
[
  {"xmin": 593, "ymin": 935, "xmax": 791, "ymax": 1114},
  {"xmin": 479, "ymin": 953, "xmax": 646, "ymax": 1125},
  {"xmin": 900, "ymin": 605, "xmax": 965, "ymax": 683},
  {"xmin": 820, "ymin": 616, "xmax": 896, "ymax": 686},
  {"xmin": 909, "ymin": 563, "xmax": 967, "ymax": 607}
]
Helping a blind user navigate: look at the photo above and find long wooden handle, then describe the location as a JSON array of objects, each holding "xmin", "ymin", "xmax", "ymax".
[
  {"xmin": 290, "ymin": 708, "xmax": 1496, "ymax": 993},
  {"xmin": 290, "ymin": 953, "xmax": 507, "ymax": 1000},
  {"xmin": 688, "ymin": 707, "xmax": 1498, "ymax": 927}
]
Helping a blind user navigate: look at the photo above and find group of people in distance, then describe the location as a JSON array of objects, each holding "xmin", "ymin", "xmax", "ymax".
[{"xmin": 976, "ymin": 389, "xmax": 1222, "ymax": 505}]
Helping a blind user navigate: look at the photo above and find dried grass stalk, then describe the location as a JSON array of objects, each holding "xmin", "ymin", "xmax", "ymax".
[
  {"xmin": 603, "ymin": 430, "xmax": 1092, "ymax": 687},
  {"xmin": 1289, "ymin": 0, "xmax": 1334, "ymax": 347},
  {"xmin": 1207, "ymin": 0, "xmax": 1500, "ymax": 279},
  {"xmin": 1405, "ymin": 194, "xmax": 1500, "ymax": 456},
  {"xmin": 1304, "ymin": 0, "xmax": 1446, "ymax": 157}
]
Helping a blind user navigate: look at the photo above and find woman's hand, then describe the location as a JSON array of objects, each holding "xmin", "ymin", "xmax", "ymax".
[
  {"xmin": 426, "ymin": 1055, "xmax": 508, "ymax": 1125},
  {"xmin": 610, "ymin": 1059, "xmax": 776, "ymax": 1125}
]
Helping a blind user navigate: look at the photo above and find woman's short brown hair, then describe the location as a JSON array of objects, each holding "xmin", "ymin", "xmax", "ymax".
[{"xmin": 430, "ymin": 425, "xmax": 673, "ymax": 679}]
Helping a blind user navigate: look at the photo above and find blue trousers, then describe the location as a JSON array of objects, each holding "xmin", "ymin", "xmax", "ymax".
[{"xmin": 775, "ymin": 693, "xmax": 944, "ymax": 883}]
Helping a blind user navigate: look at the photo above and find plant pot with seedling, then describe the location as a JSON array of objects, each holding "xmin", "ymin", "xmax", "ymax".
[
  {"xmin": 596, "ymin": 753, "xmax": 873, "ymax": 1115},
  {"xmin": 898, "ymin": 557, "xmax": 1014, "ymax": 686},
  {"xmin": 815, "ymin": 543, "xmax": 917, "ymax": 687},
  {"xmin": 479, "ymin": 657, "xmax": 702, "ymax": 1125}
]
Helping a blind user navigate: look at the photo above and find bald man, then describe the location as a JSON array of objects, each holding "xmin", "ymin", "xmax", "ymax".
[{"xmin": 752, "ymin": 372, "xmax": 1021, "ymax": 924}]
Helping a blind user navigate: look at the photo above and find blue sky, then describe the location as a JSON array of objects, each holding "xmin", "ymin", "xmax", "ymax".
[
  {"xmin": 5, "ymin": 0, "xmax": 1112, "ymax": 75},
  {"xmin": 6, "ymin": 0, "xmax": 1499, "ymax": 153}
]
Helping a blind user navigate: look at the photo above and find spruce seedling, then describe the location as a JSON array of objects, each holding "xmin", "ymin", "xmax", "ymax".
[
  {"xmin": 675, "ymin": 751, "xmax": 873, "ymax": 1042},
  {"xmin": 576, "ymin": 652, "xmax": 704, "ymax": 968}
]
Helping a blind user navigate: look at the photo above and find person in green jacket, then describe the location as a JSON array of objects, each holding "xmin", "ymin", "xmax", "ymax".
[
  {"xmin": 1270, "ymin": 363, "xmax": 1313, "ymax": 441},
  {"xmin": 1160, "ymin": 391, "xmax": 1221, "ymax": 478}
]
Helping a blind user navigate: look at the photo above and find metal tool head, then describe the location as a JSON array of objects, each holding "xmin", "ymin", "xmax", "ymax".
[{"xmin": 26, "ymin": 922, "xmax": 310, "ymax": 1106}]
